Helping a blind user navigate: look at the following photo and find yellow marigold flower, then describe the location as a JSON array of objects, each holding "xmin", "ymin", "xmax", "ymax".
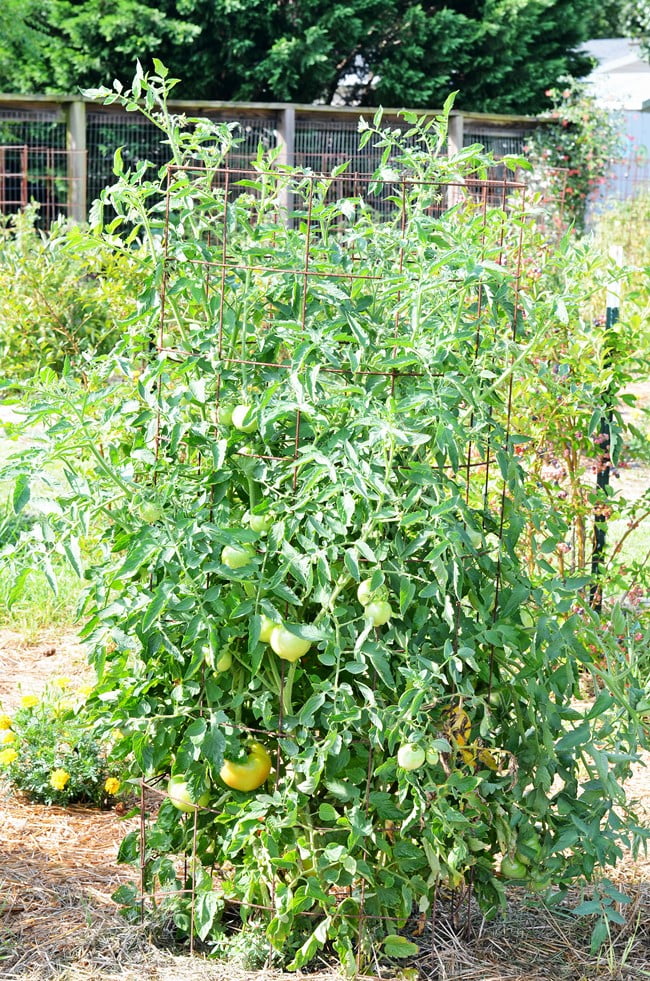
[
  {"xmin": 0, "ymin": 748, "xmax": 18, "ymax": 765},
  {"xmin": 20, "ymin": 694, "xmax": 39, "ymax": 709},
  {"xmin": 0, "ymin": 714, "xmax": 12, "ymax": 730},
  {"xmin": 0, "ymin": 730, "xmax": 17, "ymax": 745},
  {"xmin": 78, "ymin": 685, "xmax": 94, "ymax": 699},
  {"xmin": 104, "ymin": 777, "xmax": 121, "ymax": 795},
  {"xmin": 49, "ymin": 769, "xmax": 71, "ymax": 791},
  {"xmin": 53, "ymin": 677, "xmax": 71, "ymax": 689}
]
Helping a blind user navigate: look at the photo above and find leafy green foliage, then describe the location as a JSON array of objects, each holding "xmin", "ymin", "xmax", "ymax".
[
  {"xmin": 5, "ymin": 66, "xmax": 647, "ymax": 969},
  {"xmin": 0, "ymin": 0, "xmax": 50, "ymax": 91},
  {"xmin": 525, "ymin": 79, "xmax": 624, "ymax": 231},
  {"xmin": 622, "ymin": 1, "xmax": 650, "ymax": 62},
  {"xmin": 0, "ymin": 207, "xmax": 142, "ymax": 381},
  {"xmin": 4, "ymin": 1, "xmax": 594, "ymax": 114}
]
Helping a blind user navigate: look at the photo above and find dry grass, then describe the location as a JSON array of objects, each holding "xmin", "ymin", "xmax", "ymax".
[{"xmin": 0, "ymin": 629, "xmax": 649, "ymax": 980}]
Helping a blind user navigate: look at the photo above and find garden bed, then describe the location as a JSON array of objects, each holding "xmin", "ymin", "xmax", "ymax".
[{"xmin": 1, "ymin": 629, "xmax": 649, "ymax": 980}]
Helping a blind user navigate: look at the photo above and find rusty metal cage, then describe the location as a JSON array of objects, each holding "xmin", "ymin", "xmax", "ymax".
[
  {"xmin": 0, "ymin": 104, "xmax": 81, "ymax": 224},
  {"xmin": 128, "ymin": 159, "xmax": 530, "ymax": 965},
  {"xmin": 0, "ymin": 145, "xmax": 84, "ymax": 224}
]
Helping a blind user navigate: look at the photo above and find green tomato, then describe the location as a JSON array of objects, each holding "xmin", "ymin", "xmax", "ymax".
[
  {"xmin": 425, "ymin": 746, "xmax": 440, "ymax": 766},
  {"xmin": 167, "ymin": 775, "xmax": 210, "ymax": 814},
  {"xmin": 365, "ymin": 600, "xmax": 392, "ymax": 626},
  {"xmin": 516, "ymin": 833, "xmax": 542, "ymax": 865},
  {"xmin": 218, "ymin": 404, "xmax": 234, "ymax": 426},
  {"xmin": 248, "ymin": 512, "xmax": 272, "ymax": 533},
  {"xmin": 221, "ymin": 544, "xmax": 254, "ymax": 569},
  {"xmin": 357, "ymin": 577, "xmax": 388, "ymax": 606},
  {"xmin": 215, "ymin": 650, "xmax": 232, "ymax": 672},
  {"xmin": 138, "ymin": 502, "xmax": 164, "ymax": 523},
  {"xmin": 270, "ymin": 624, "xmax": 311, "ymax": 662},
  {"xmin": 232, "ymin": 404, "xmax": 258, "ymax": 433},
  {"xmin": 397, "ymin": 743, "xmax": 425, "ymax": 771},
  {"xmin": 259, "ymin": 614, "xmax": 279, "ymax": 644},
  {"xmin": 528, "ymin": 876, "xmax": 551, "ymax": 894},
  {"xmin": 500, "ymin": 855, "xmax": 528, "ymax": 880}
]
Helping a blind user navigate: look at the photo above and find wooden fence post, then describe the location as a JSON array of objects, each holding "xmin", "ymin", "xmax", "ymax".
[
  {"xmin": 277, "ymin": 106, "xmax": 295, "ymax": 223},
  {"xmin": 67, "ymin": 99, "xmax": 87, "ymax": 223},
  {"xmin": 447, "ymin": 111, "xmax": 464, "ymax": 157},
  {"xmin": 447, "ymin": 111, "xmax": 465, "ymax": 207}
]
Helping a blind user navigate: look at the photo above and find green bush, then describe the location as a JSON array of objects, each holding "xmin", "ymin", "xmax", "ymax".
[
  {"xmin": 0, "ymin": 205, "xmax": 142, "ymax": 382},
  {"xmin": 526, "ymin": 80, "xmax": 624, "ymax": 232},
  {"xmin": 5, "ymin": 66, "xmax": 647, "ymax": 970}
]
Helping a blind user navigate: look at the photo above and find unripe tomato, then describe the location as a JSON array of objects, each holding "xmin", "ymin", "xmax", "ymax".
[
  {"xmin": 221, "ymin": 544, "xmax": 254, "ymax": 569},
  {"xmin": 215, "ymin": 650, "xmax": 232, "ymax": 672},
  {"xmin": 138, "ymin": 502, "xmax": 164, "ymax": 523},
  {"xmin": 248, "ymin": 512, "xmax": 272, "ymax": 533},
  {"xmin": 269, "ymin": 624, "xmax": 311, "ymax": 662},
  {"xmin": 528, "ymin": 876, "xmax": 551, "ymax": 894},
  {"xmin": 220, "ymin": 741, "xmax": 272, "ymax": 792},
  {"xmin": 397, "ymin": 743, "xmax": 425, "ymax": 771},
  {"xmin": 365, "ymin": 600, "xmax": 392, "ymax": 626},
  {"xmin": 516, "ymin": 832, "xmax": 542, "ymax": 866},
  {"xmin": 425, "ymin": 746, "xmax": 440, "ymax": 766},
  {"xmin": 167, "ymin": 775, "xmax": 210, "ymax": 813},
  {"xmin": 259, "ymin": 614, "xmax": 279, "ymax": 644},
  {"xmin": 499, "ymin": 855, "xmax": 528, "ymax": 879},
  {"xmin": 218, "ymin": 404, "xmax": 234, "ymax": 426},
  {"xmin": 231, "ymin": 404, "xmax": 258, "ymax": 433},
  {"xmin": 357, "ymin": 577, "xmax": 388, "ymax": 606}
]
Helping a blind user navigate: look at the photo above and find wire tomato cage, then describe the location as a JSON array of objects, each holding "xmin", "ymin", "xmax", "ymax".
[{"xmin": 134, "ymin": 159, "xmax": 530, "ymax": 963}]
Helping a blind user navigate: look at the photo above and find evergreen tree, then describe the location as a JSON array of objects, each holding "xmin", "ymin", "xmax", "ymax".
[{"xmin": 3, "ymin": 1, "xmax": 600, "ymax": 114}]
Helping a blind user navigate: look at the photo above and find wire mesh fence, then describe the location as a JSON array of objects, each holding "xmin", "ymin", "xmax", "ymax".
[
  {"xmin": 0, "ymin": 103, "xmax": 75, "ymax": 223},
  {"xmin": 0, "ymin": 96, "xmax": 542, "ymax": 227},
  {"xmin": 86, "ymin": 106, "xmax": 280, "ymax": 207}
]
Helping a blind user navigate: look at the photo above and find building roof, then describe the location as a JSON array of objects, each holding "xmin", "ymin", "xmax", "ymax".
[{"xmin": 581, "ymin": 38, "xmax": 650, "ymax": 109}]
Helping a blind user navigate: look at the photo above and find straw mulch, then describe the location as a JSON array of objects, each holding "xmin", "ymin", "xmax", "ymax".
[
  {"xmin": 1, "ymin": 628, "xmax": 649, "ymax": 980},
  {"xmin": 0, "ymin": 629, "xmax": 91, "ymax": 712}
]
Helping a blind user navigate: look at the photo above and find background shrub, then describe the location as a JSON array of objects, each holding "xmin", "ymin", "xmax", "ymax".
[{"xmin": 0, "ymin": 205, "xmax": 142, "ymax": 382}]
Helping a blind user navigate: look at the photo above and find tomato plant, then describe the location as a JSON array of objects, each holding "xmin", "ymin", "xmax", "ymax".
[{"xmin": 7, "ymin": 65, "xmax": 647, "ymax": 972}]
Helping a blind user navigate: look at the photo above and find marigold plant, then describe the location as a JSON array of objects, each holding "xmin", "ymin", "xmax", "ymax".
[{"xmin": 0, "ymin": 684, "xmax": 114, "ymax": 807}]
